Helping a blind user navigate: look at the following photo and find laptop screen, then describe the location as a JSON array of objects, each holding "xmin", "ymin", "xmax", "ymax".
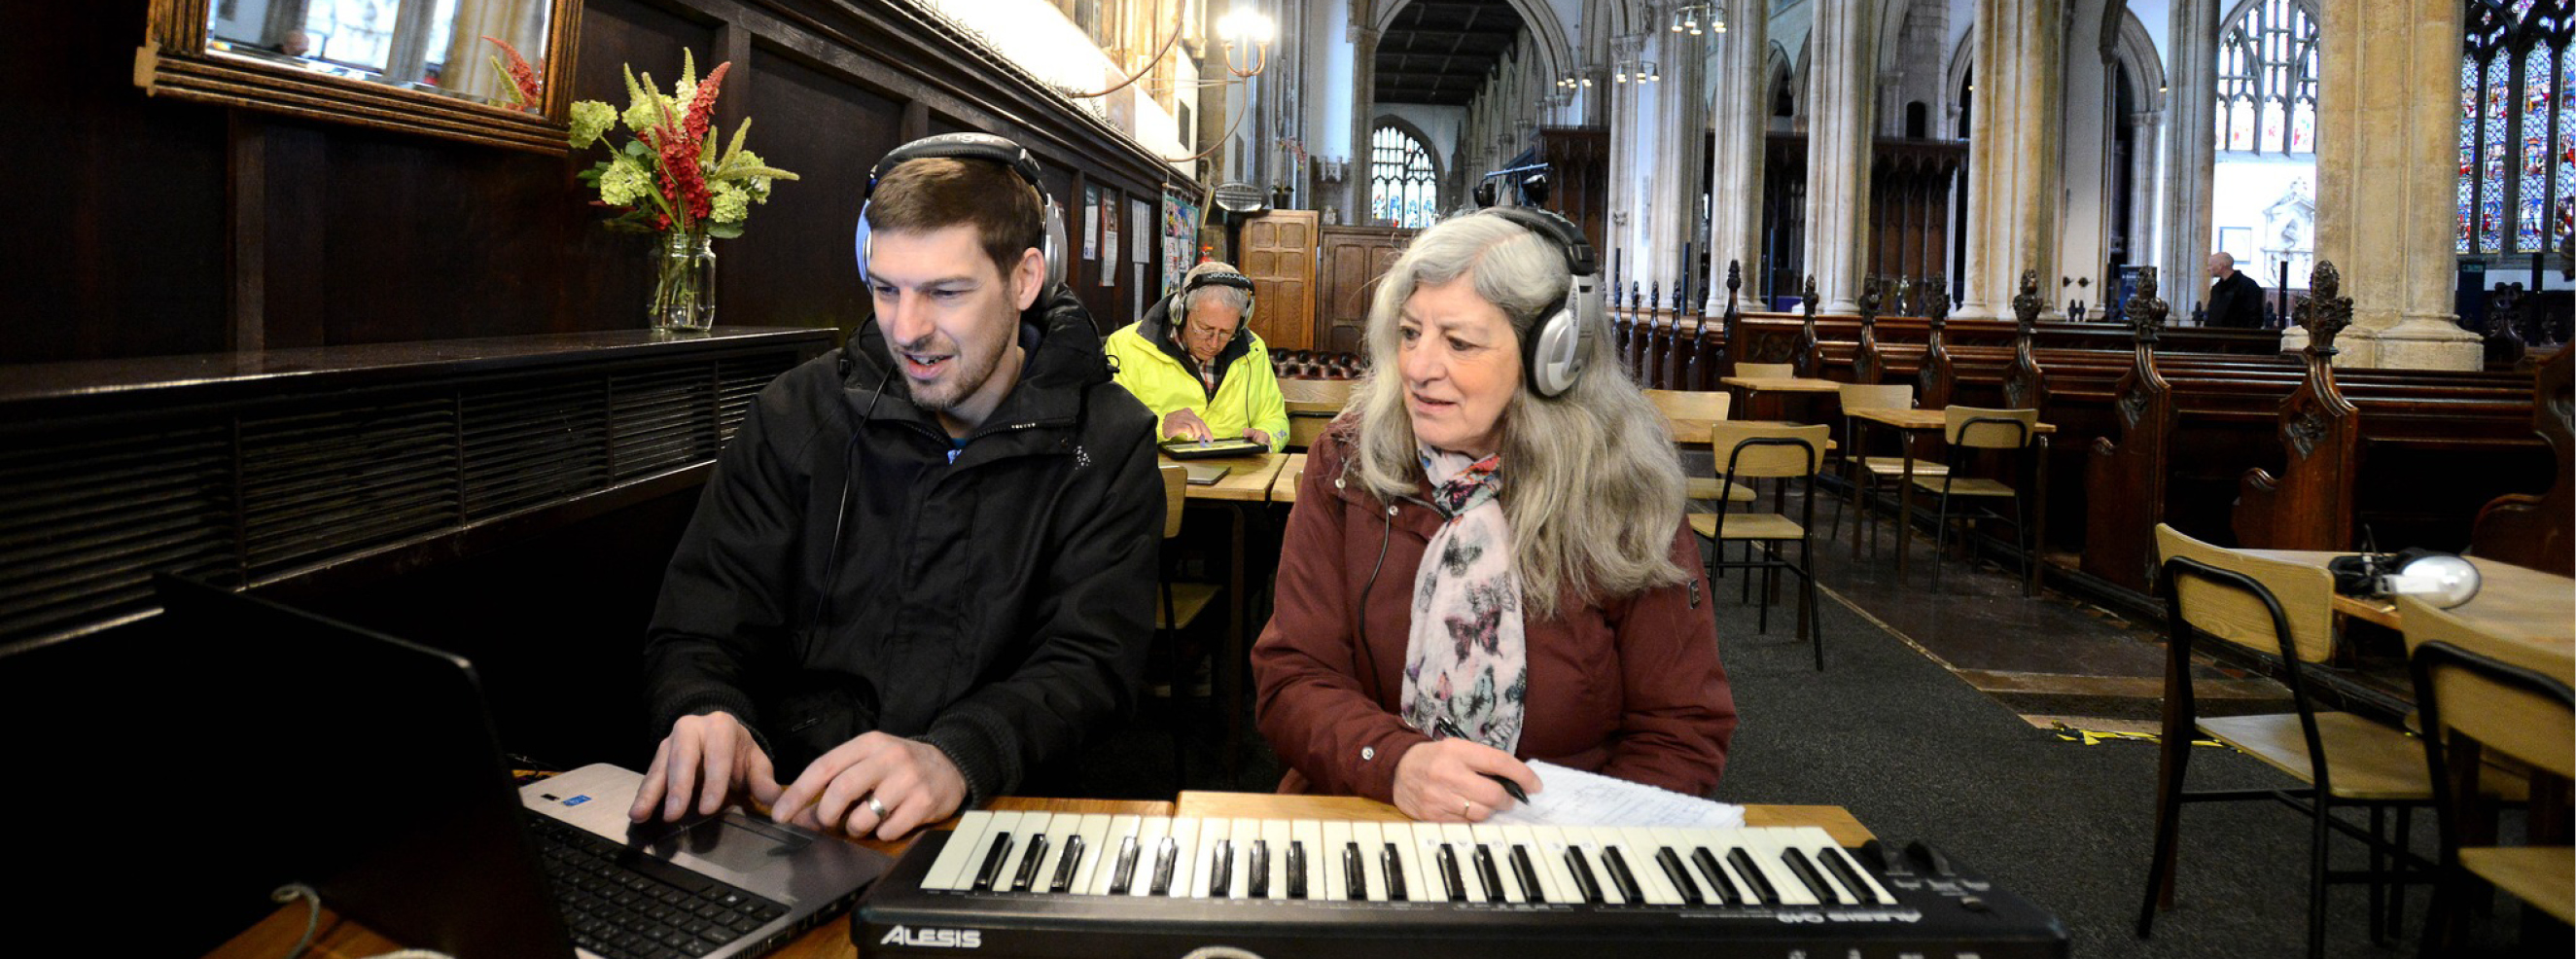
[{"xmin": 151, "ymin": 574, "xmax": 575, "ymax": 958}]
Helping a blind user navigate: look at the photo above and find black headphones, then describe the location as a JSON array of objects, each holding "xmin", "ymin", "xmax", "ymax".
[
  {"xmin": 1478, "ymin": 206, "xmax": 1602, "ymax": 399},
  {"xmin": 1174, "ymin": 267, "xmax": 1257, "ymax": 351},
  {"xmin": 852, "ymin": 131, "xmax": 1068, "ymax": 286}
]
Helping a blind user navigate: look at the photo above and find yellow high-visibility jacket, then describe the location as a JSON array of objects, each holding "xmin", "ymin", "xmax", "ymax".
[{"xmin": 1106, "ymin": 298, "xmax": 1289, "ymax": 451}]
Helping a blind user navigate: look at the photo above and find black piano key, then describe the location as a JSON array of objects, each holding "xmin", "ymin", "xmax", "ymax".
[
  {"xmin": 1509, "ymin": 845, "xmax": 1545, "ymax": 905},
  {"xmin": 1287, "ymin": 841, "xmax": 1307, "ymax": 899},
  {"xmin": 1379, "ymin": 843, "xmax": 1406, "ymax": 902},
  {"xmin": 1010, "ymin": 835, "xmax": 1050, "ymax": 893},
  {"xmin": 1654, "ymin": 848, "xmax": 1703, "ymax": 906},
  {"xmin": 1208, "ymin": 838, "xmax": 1233, "ymax": 897},
  {"xmin": 1563, "ymin": 848, "xmax": 1605, "ymax": 905},
  {"xmin": 1691, "ymin": 848, "xmax": 1744, "ymax": 906},
  {"xmin": 1726, "ymin": 848, "xmax": 1782, "ymax": 905},
  {"xmin": 1818, "ymin": 845, "xmax": 1886, "ymax": 906},
  {"xmin": 1048, "ymin": 835, "xmax": 1085, "ymax": 894},
  {"xmin": 1435, "ymin": 844, "xmax": 1467, "ymax": 903},
  {"xmin": 1110, "ymin": 835, "xmax": 1140, "ymax": 895},
  {"xmin": 1247, "ymin": 840, "xmax": 1269, "ymax": 898},
  {"xmin": 1600, "ymin": 846, "xmax": 1644, "ymax": 904},
  {"xmin": 1779, "ymin": 847, "xmax": 1841, "ymax": 906},
  {"xmin": 1471, "ymin": 845, "xmax": 1505, "ymax": 903},
  {"xmin": 970, "ymin": 833, "xmax": 1015, "ymax": 892},
  {"xmin": 1343, "ymin": 842, "xmax": 1366, "ymax": 901},
  {"xmin": 1149, "ymin": 836, "xmax": 1179, "ymax": 896}
]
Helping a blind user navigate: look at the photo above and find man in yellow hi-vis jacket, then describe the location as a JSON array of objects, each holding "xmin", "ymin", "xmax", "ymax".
[{"xmin": 1106, "ymin": 262, "xmax": 1290, "ymax": 451}]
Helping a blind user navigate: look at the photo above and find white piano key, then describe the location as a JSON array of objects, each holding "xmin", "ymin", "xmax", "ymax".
[
  {"xmin": 1288, "ymin": 819, "xmax": 1324, "ymax": 900},
  {"xmin": 1647, "ymin": 827, "xmax": 1719, "ymax": 905},
  {"xmin": 1610, "ymin": 828, "xmax": 1683, "ymax": 906},
  {"xmin": 1384, "ymin": 821, "xmax": 1430, "ymax": 904},
  {"xmin": 1026, "ymin": 814, "xmax": 1077, "ymax": 892},
  {"xmin": 1089, "ymin": 814, "xmax": 1143, "ymax": 896},
  {"xmin": 1131, "ymin": 817, "xmax": 1174, "ymax": 896},
  {"xmin": 922, "ymin": 809, "xmax": 997, "ymax": 892},
  {"xmin": 1164, "ymin": 817, "xmax": 1201, "ymax": 898},
  {"xmin": 1564, "ymin": 832, "xmax": 1621, "ymax": 905},
  {"xmin": 1498, "ymin": 825, "xmax": 1562, "ymax": 904},
  {"xmin": 1062, "ymin": 814, "xmax": 1112, "ymax": 894},
  {"xmin": 1531, "ymin": 826, "xmax": 1584, "ymax": 904},
  {"xmin": 1001, "ymin": 812, "xmax": 1053, "ymax": 892},
  {"xmin": 1319, "ymin": 820, "xmax": 1352, "ymax": 902},
  {"xmin": 1432, "ymin": 824, "xmax": 1478, "ymax": 902},
  {"xmin": 1737, "ymin": 828, "xmax": 1819, "ymax": 906},
  {"xmin": 1346, "ymin": 821, "xmax": 1386, "ymax": 902},
  {"xmin": 1224, "ymin": 819, "xmax": 1258, "ymax": 899},
  {"xmin": 1190, "ymin": 818, "xmax": 1232, "ymax": 898},
  {"xmin": 1259, "ymin": 819, "xmax": 1292, "ymax": 899},
  {"xmin": 1473, "ymin": 828, "xmax": 1529, "ymax": 904}
]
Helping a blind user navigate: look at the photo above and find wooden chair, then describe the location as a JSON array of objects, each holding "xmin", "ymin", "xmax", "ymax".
[
  {"xmin": 1914, "ymin": 406, "xmax": 2038, "ymax": 588},
  {"xmin": 1735, "ymin": 362, "xmax": 1796, "ymax": 379},
  {"xmin": 1283, "ymin": 380, "xmax": 1356, "ymax": 450},
  {"xmin": 2404, "ymin": 598, "xmax": 2574, "ymax": 956},
  {"xmin": 1154, "ymin": 465, "xmax": 1223, "ymax": 786},
  {"xmin": 1690, "ymin": 422, "xmax": 1832, "ymax": 670},
  {"xmin": 1831, "ymin": 383, "xmax": 1946, "ymax": 554},
  {"xmin": 2138, "ymin": 524, "xmax": 2434, "ymax": 959},
  {"xmin": 1643, "ymin": 388, "xmax": 1754, "ymax": 508}
]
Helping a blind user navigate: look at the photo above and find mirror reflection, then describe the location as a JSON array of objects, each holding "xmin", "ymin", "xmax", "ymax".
[{"xmin": 203, "ymin": 0, "xmax": 555, "ymax": 112}]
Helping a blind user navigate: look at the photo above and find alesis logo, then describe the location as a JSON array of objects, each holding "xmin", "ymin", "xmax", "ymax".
[{"xmin": 880, "ymin": 925, "xmax": 983, "ymax": 949}]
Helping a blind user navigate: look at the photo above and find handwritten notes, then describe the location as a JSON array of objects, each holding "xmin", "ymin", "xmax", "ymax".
[{"xmin": 1487, "ymin": 761, "xmax": 1746, "ymax": 830}]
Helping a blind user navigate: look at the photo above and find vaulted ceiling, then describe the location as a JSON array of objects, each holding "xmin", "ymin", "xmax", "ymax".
[{"xmin": 1374, "ymin": 0, "xmax": 1527, "ymax": 107}]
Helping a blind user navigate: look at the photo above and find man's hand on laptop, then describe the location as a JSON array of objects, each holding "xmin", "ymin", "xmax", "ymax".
[
  {"xmin": 768, "ymin": 731, "xmax": 967, "ymax": 840},
  {"xmin": 630, "ymin": 711, "xmax": 782, "ymax": 824}
]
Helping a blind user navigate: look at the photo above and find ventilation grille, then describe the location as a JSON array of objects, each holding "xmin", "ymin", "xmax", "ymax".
[{"xmin": 0, "ymin": 341, "xmax": 808, "ymax": 647}]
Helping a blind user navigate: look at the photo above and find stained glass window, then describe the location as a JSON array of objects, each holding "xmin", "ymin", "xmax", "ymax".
[
  {"xmin": 1370, "ymin": 125, "xmax": 1439, "ymax": 230},
  {"xmin": 2461, "ymin": 1, "xmax": 2576, "ymax": 256},
  {"xmin": 2213, "ymin": 0, "xmax": 2316, "ymax": 157}
]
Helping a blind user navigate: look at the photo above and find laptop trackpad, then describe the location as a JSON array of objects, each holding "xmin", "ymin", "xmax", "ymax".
[{"xmin": 653, "ymin": 812, "xmax": 807, "ymax": 874}]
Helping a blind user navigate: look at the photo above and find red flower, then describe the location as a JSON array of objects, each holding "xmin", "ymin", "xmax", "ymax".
[
  {"xmin": 685, "ymin": 62, "xmax": 731, "ymax": 150},
  {"xmin": 480, "ymin": 35, "xmax": 544, "ymax": 111}
]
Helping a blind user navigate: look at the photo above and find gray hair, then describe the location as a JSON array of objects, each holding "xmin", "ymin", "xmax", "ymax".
[
  {"xmin": 1182, "ymin": 262, "xmax": 1254, "ymax": 322},
  {"xmin": 1343, "ymin": 214, "xmax": 1689, "ymax": 617}
]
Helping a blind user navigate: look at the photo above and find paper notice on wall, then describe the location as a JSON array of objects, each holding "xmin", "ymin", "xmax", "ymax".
[{"xmin": 1082, "ymin": 186, "xmax": 1100, "ymax": 260}]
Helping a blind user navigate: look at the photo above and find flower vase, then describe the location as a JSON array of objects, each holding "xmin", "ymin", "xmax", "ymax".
[{"xmin": 651, "ymin": 229, "xmax": 717, "ymax": 332}]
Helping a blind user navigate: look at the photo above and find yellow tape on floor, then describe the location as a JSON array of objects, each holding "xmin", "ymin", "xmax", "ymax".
[{"xmin": 2043, "ymin": 720, "xmax": 2223, "ymax": 748}]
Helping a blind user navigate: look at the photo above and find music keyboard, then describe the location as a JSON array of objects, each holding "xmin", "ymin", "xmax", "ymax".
[{"xmin": 856, "ymin": 810, "xmax": 2066, "ymax": 958}]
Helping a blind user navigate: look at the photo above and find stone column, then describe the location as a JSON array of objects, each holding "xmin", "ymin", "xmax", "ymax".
[
  {"xmin": 1803, "ymin": 0, "xmax": 1879, "ymax": 312},
  {"xmin": 1647, "ymin": 29, "xmax": 1706, "ymax": 294},
  {"xmin": 1706, "ymin": 0, "xmax": 1769, "ymax": 311},
  {"xmin": 1957, "ymin": 0, "xmax": 2065, "ymax": 321},
  {"xmin": 2128, "ymin": 110, "xmax": 2163, "ymax": 273},
  {"xmin": 1349, "ymin": 20, "xmax": 1379, "ymax": 226},
  {"xmin": 2312, "ymin": 0, "xmax": 2481, "ymax": 369},
  {"xmin": 2160, "ymin": 0, "xmax": 2217, "ymax": 319}
]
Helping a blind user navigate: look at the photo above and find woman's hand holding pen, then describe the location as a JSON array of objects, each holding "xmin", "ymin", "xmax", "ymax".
[{"xmin": 1392, "ymin": 734, "xmax": 1540, "ymax": 823}]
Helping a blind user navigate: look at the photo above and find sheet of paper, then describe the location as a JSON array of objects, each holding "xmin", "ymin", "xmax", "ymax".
[{"xmin": 1486, "ymin": 760, "xmax": 1746, "ymax": 830}]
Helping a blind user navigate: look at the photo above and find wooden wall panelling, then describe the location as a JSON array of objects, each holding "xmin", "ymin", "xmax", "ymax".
[
  {"xmin": 1536, "ymin": 126, "xmax": 1609, "ymax": 251},
  {"xmin": 1245, "ymin": 211, "xmax": 1322, "ymax": 351},
  {"xmin": 724, "ymin": 45, "xmax": 899, "ymax": 339},
  {"xmin": 1315, "ymin": 224, "xmax": 1410, "ymax": 354}
]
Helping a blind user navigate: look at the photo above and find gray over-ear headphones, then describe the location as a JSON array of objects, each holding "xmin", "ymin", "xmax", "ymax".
[
  {"xmin": 852, "ymin": 132, "xmax": 1068, "ymax": 286},
  {"xmin": 1480, "ymin": 205, "xmax": 1602, "ymax": 399},
  {"xmin": 1176, "ymin": 268, "xmax": 1257, "ymax": 348}
]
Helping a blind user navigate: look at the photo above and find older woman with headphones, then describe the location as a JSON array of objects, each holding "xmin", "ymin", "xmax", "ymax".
[
  {"xmin": 1251, "ymin": 208, "xmax": 1736, "ymax": 822},
  {"xmin": 1107, "ymin": 261, "xmax": 1292, "ymax": 450}
]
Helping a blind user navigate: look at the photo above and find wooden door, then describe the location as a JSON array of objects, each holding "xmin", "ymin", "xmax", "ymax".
[
  {"xmin": 1318, "ymin": 225, "xmax": 1415, "ymax": 353},
  {"xmin": 1239, "ymin": 210, "xmax": 1319, "ymax": 351}
]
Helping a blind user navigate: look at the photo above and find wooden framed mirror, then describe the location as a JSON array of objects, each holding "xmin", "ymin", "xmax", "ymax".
[{"xmin": 136, "ymin": 0, "xmax": 582, "ymax": 156}]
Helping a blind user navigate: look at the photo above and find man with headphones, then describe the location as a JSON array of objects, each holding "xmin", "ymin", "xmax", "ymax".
[
  {"xmin": 1105, "ymin": 261, "xmax": 1291, "ymax": 451},
  {"xmin": 633, "ymin": 133, "xmax": 1162, "ymax": 840}
]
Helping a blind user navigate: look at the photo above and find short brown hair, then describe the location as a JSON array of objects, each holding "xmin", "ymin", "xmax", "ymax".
[{"xmin": 865, "ymin": 157, "xmax": 1046, "ymax": 279}]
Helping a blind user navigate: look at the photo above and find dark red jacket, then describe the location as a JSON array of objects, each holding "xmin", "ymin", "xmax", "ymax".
[{"xmin": 1252, "ymin": 425, "xmax": 1737, "ymax": 800}]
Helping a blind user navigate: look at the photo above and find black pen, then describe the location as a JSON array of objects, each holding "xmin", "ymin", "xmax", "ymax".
[{"xmin": 1431, "ymin": 717, "xmax": 1532, "ymax": 804}]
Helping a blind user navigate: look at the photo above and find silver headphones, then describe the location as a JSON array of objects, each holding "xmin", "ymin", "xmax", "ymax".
[
  {"xmin": 1480, "ymin": 206, "xmax": 1603, "ymax": 399},
  {"xmin": 852, "ymin": 132, "xmax": 1068, "ymax": 286}
]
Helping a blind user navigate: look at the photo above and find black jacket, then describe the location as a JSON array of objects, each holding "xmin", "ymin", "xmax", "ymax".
[
  {"xmin": 2207, "ymin": 271, "xmax": 2266, "ymax": 329},
  {"xmin": 643, "ymin": 285, "xmax": 1162, "ymax": 804}
]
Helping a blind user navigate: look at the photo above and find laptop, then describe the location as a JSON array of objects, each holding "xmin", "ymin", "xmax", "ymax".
[{"xmin": 151, "ymin": 574, "xmax": 889, "ymax": 959}]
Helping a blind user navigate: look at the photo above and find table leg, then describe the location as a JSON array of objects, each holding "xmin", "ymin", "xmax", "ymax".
[
  {"xmin": 2028, "ymin": 436, "xmax": 2051, "ymax": 597},
  {"xmin": 1850, "ymin": 419, "xmax": 1867, "ymax": 558},
  {"xmin": 1897, "ymin": 439, "xmax": 1916, "ymax": 581},
  {"xmin": 1224, "ymin": 506, "xmax": 1248, "ymax": 778}
]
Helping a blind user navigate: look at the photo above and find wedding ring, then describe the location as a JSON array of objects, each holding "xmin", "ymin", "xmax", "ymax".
[
  {"xmin": 865, "ymin": 795, "xmax": 891, "ymax": 820},
  {"xmin": 1461, "ymin": 798, "xmax": 1473, "ymax": 818}
]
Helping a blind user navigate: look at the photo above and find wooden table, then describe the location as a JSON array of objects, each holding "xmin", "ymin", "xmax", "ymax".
[
  {"xmin": 209, "ymin": 794, "xmax": 1875, "ymax": 959},
  {"xmin": 2240, "ymin": 550, "xmax": 2575, "ymax": 680},
  {"xmin": 1169, "ymin": 451, "xmax": 1292, "ymax": 770},
  {"xmin": 1719, "ymin": 374, "xmax": 1842, "ymax": 422},
  {"xmin": 1847, "ymin": 408, "xmax": 2058, "ymax": 594}
]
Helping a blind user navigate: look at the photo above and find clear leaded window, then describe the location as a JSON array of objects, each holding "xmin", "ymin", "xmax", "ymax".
[
  {"xmin": 2460, "ymin": 1, "xmax": 2575, "ymax": 255},
  {"xmin": 2214, "ymin": 0, "xmax": 2318, "ymax": 156},
  {"xmin": 1370, "ymin": 125, "xmax": 1439, "ymax": 229}
]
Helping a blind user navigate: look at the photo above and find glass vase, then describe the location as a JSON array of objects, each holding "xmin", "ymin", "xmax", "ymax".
[{"xmin": 651, "ymin": 229, "xmax": 717, "ymax": 332}]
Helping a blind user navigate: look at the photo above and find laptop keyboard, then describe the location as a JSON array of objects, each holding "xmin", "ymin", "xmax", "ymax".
[{"xmin": 527, "ymin": 813, "xmax": 790, "ymax": 959}]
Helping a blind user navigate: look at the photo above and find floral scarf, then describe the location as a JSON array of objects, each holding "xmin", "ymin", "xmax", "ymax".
[{"xmin": 1398, "ymin": 446, "xmax": 1529, "ymax": 753}]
